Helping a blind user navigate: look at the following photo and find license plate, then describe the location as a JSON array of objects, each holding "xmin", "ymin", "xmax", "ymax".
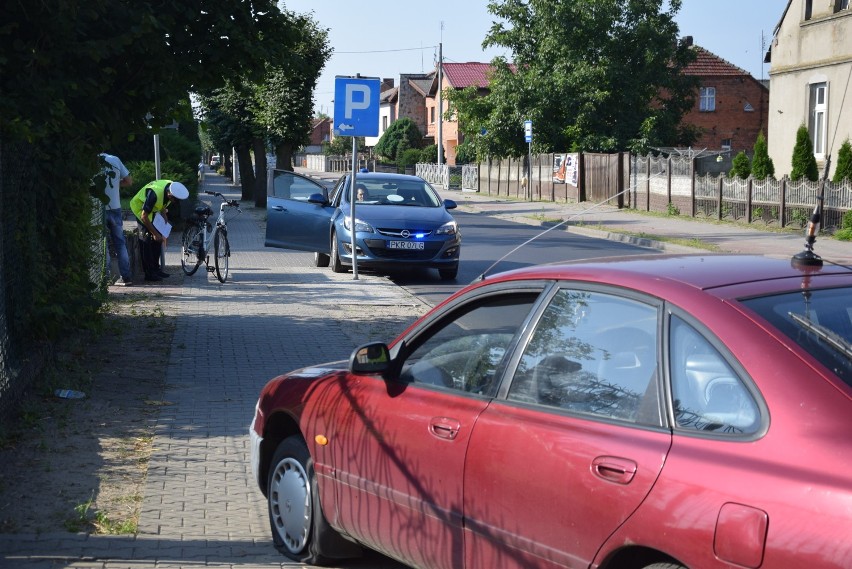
[{"xmin": 388, "ymin": 240, "xmax": 424, "ymax": 250}]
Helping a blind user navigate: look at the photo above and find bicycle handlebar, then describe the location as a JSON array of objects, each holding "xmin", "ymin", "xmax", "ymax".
[{"xmin": 204, "ymin": 190, "xmax": 241, "ymax": 210}]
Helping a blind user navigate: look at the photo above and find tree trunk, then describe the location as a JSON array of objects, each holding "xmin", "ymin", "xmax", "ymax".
[
  {"xmin": 252, "ymin": 138, "xmax": 268, "ymax": 209},
  {"xmin": 275, "ymin": 143, "xmax": 294, "ymax": 172},
  {"xmin": 235, "ymin": 145, "xmax": 255, "ymax": 201}
]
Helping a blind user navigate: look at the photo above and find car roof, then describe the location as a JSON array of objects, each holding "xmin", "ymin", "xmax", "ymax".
[
  {"xmin": 483, "ymin": 253, "xmax": 852, "ymax": 299},
  {"xmin": 346, "ymin": 172, "xmax": 426, "ymax": 182}
]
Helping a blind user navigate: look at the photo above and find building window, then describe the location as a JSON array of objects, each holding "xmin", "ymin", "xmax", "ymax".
[
  {"xmin": 382, "ymin": 116, "xmax": 388, "ymax": 132},
  {"xmin": 430, "ymin": 107, "xmax": 435, "ymax": 124},
  {"xmin": 805, "ymin": 0, "xmax": 813, "ymax": 20},
  {"xmin": 699, "ymin": 87, "xmax": 716, "ymax": 112},
  {"xmin": 808, "ymin": 82, "xmax": 827, "ymax": 158},
  {"xmin": 743, "ymin": 102, "xmax": 754, "ymax": 112},
  {"xmin": 835, "ymin": 0, "xmax": 848, "ymax": 12},
  {"xmin": 721, "ymin": 139, "xmax": 732, "ymax": 151}
]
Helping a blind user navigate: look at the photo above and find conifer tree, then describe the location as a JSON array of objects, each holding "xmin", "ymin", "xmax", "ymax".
[
  {"xmin": 750, "ymin": 131, "xmax": 775, "ymax": 180},
  {"xmin": 729, "ymin": 151, "xmax": 751, "ymax": 179},
  {"xmin": 790, "ymin": 124, "xmax": 819, "ymax": 181},
  {"xmin": 833, "ymin": 139, "xmax": 852, "ymax": 182}
]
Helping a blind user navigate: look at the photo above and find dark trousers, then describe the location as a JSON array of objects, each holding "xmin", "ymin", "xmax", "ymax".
[{"xmin": 137, "ymin": 225, "xmax": 162, "ymax": 277}]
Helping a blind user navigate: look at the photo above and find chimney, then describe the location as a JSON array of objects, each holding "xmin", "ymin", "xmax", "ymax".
[{"xmin": 681, "ymin": 36, "xmax": 694, "ymax": 47}]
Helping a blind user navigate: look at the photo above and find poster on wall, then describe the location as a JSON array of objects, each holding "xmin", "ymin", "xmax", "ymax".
[{"xmin": 553, "ymin": 153, "xmax": 579, "ymax": 186}]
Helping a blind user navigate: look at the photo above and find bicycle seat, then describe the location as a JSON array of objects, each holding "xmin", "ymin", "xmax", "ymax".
[{"xmin": 194, "ymin": 206, "xmax": 213, "ymax": 217}]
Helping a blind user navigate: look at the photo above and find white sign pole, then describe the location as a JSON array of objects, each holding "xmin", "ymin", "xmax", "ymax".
[{"xmin": 350, "ymin": 137, "xmax": 358, "ymax": 280}]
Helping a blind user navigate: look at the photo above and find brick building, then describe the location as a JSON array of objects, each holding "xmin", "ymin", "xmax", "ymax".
[{"xmin": 680, "ymin": 39, "xmax": 770, "ymax": 155}]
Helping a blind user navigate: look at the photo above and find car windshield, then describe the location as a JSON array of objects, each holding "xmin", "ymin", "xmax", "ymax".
[
  {"xmin": 344, "ymin": 179, "xmax": 442, "ymax": 207},
  {"xmin": 741, "ymin": 286, "xmax": 852, "ymax": 386}
]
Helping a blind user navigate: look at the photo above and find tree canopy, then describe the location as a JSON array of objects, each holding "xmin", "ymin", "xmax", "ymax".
[{"xmin": 446, "ymin": 0, "xmax": 697, "ymax": 159}]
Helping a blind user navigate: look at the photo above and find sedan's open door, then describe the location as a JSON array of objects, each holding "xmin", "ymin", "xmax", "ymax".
[{"xmin": 265, "ymin": 170, "xmax": 334, "ymax": 252}]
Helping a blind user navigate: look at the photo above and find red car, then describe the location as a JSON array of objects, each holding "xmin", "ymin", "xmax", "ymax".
[{"xmin": 249, "ymin": 254, "xmax": 852, "ymax": 569}]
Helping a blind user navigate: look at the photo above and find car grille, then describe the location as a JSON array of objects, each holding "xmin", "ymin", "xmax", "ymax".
[{"xmin": 376, "ymin": 228, "xmax": 434, "ymax": 238}]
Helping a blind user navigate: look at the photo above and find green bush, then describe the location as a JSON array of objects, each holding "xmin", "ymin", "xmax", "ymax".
[
  {"xmin": 419, "ymin": 144, "xmax": 445, "ymax": 164},
  {"xmin": 455, "ymin": 143, "xmax": 475, "ymax": 165},
  {"xmin": 729, "ymin": 151, "xmax": 751, "ymax": 179},
  {"xmin": 397, "ymin": 148, "xmax": 422, "ymax": 169},
  {"xmin": 374, "ymin": 118, "xmax": 422, "ymax": 162}
]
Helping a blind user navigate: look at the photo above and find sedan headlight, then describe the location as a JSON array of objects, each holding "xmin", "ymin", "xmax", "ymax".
[
  {"xmin": 435, "ymin": 221, "xmax": 458, "ymax": 236},
  {"xmin": 343, "ymin": 216, "xmax": 374, "ymax": 233}
]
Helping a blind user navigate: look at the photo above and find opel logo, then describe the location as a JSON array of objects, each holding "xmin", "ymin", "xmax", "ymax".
[{"xmin": 401, "ymin": 230, "xmax": 411, "ymax": 238}]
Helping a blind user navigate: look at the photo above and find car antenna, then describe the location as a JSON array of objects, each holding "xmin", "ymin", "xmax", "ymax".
[
  {"xmin": 476, "ymin": 167, "xmax": 670, "ymax": 281},
  {"xmin": 792, "ymin": 147, "xmax": 834, "ymax": 270}
]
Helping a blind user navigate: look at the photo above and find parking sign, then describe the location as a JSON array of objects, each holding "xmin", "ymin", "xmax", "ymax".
[
  {"xmin": 524, "ymin": 120, "xmax": 533, "ymax": 143},
  {"xmin": 334, "ymin": 76, "xmax": 380, "ymax": 137}
]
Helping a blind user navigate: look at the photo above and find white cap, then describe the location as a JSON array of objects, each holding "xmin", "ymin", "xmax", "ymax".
[{"xmin": 169, "ymin": 181, "xmax": 189, "ymax": 200}]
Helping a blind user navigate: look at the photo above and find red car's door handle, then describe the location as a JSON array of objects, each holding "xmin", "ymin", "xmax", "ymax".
[
  {"xmin": 592, "ymin": 456, "xmax": 637, "ymax": 484},
  {"xmin": 429, "ymin": 417, "xmax": 461, "ymax": 440}
]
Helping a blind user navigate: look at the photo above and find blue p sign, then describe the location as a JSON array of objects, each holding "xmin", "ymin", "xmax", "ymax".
[{"xmin": 334, "ymin": 76, "xmax": 380, "ymax": 137}]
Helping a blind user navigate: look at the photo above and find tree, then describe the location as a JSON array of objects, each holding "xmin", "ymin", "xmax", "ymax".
[
  {"xmin": 446, "ymin": 0, "xmax": 696, "ymax": 159},
  {"xmin": 729, "ymin": 151, "xmax": 751, "ymax": 179},
  {"xmin": 833, "ymin": 139, "xmax": 852, "ymax": 183},
  {"xmin": 0, "ymin": 0, "xmax": 298, "ymax": 341},
  {"xmin": 324, "ymin": 136, "xmax": 366, "ymax": 156},
  {"xmin": 374, "ymin": 118, "xmax": 422, "ymax": 162},
  {"xmin": 790, "ymin": 124, "xmax": 819, "ymax": 181},
  {"xmin": 750, "ymin": 131, "xmax": 775, "ymax": 180}
]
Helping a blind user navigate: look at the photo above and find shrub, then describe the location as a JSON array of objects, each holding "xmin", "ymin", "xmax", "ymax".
[
  {"xmin": 397, "ymin": 148, "xmax": 422, "ymax": 169},
  {"xmin": 729, "ymin": 151, "xmax": 751, "ymax": 179},
  {"xmin": 790, "ymin": 124, "xmax": 819, "ymax": 181},
  {"xmin": 750, "ymin": 131, "xmax": 775, "ymax": 180},
  {"xmin": 419, "ymin": 144, "xmax": 445, "ymax": 164},
  {"xmin": 455, "ymin": 143, "xmax": 475, "ymax": 165},
  {"xmin": 374, "ymin": 118, "xmax": 422, "ymax": 162},
  {"xmin": 833, "ymin": 139, "xmax": 852, "ymax": 183}
]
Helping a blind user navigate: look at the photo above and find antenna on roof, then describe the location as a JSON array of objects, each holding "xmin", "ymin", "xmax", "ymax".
[{"xmin": 792, "ymin": 150, "xmax": 833, "ymax": 269}]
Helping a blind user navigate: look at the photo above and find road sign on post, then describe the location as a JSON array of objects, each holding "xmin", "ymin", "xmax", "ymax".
[
  {"xmin": 333, "ymin": 76, "xmax": 380, "ymax": 137},
  {"xmin": 334, "ymin": 76, "xmax": 380, "ymax": 280},
  {"xmin": 524, "ymin": 120, "xmax": 533, "ymax": 199},
  {"xmin": 524, "ymin": 120, "xmax": 533, "ymax": 143}
]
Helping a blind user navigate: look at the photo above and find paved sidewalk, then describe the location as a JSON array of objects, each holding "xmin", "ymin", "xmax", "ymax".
[
  {"xmin": 295, "ymin": 167, "xmax": 851, "ymax": 263},
  {"xmin": 2, "ymin": 168, "xmax": 847, "ymax": 568},
  {"xmin": 1, "ymin": 173, "xmax": 419, "ymax": 568}
]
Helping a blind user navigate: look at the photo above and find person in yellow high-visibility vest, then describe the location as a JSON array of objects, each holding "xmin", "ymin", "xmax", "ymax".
[{"xmin": 130, "ymin": 179, "xmax": 189, "ymax": 282}]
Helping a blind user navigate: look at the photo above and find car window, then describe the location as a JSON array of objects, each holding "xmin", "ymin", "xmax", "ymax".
[
  {"xmin": 270, "ymin": 171, "xmax": 324, "ymax": 201},
  {"xmin": 341, "ymin": 179, "xmax": 442, "ymax": 207},
  {"xmin": 399, "ymin": 294, "xmax": 540, "ymax": 396},
  {"xmin": 669, "ymin": 315, "xmax": 760, "ymax": 435},
  {"xmin": 508, "ymin": 289, "xmax": 661, "ymax": 426},
  {"xmin": 740, "ymin": 287, "xmax": 852, "ymax": 387}
]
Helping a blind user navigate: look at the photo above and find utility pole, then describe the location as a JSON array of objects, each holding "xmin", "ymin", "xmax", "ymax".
[{"xmin": 437, "ymin": 42, "xmax": 443, "ymax": 168}]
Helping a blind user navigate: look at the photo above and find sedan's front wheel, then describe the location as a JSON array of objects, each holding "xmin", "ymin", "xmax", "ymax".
[
  {"xmin": 266, "ymin": 436, "xmax": 359, "ymax": 563},
  {"xmin": 330, "ymin": 233, "xmax": 346, "ymax": 273}
]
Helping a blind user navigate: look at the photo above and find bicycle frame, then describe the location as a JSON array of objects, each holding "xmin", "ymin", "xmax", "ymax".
[{"xmin": 181, "ymin": 191, "xmax": 241, "ymax": 282}]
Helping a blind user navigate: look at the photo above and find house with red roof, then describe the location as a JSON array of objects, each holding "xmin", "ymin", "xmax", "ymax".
[
  {"xmin": 679, "ymin": 37, "xmax": 770, "ymax": 155},
  {"xmin": 422, "ymin": 62, "xmax": 498, "ymax": 165}
]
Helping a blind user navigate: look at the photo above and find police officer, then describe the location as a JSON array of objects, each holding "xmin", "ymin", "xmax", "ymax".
[{"xmin": 130, "ymin": 179, "xmax": 189, "ymax": 282}]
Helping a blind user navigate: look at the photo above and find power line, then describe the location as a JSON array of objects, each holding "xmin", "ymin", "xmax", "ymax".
[{"xmin": 334, "ymin": 45, "xmax": 437, "ymax": 55}]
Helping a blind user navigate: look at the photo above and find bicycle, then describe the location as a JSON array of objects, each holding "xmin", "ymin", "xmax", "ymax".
[{"xmin": 180, "ymin": 191, "xmax": 241, "ymax": 283}]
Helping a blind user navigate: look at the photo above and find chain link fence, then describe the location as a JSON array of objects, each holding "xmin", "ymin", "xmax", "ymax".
[{"xmin": 0, "ymin": 141, "xmax": 109, "ymax": 425}]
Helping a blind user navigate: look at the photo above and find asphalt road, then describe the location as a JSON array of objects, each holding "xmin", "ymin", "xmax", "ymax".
[{"xmin": 385, "ymin": 209, "xmax": 657, "ymax": 307}]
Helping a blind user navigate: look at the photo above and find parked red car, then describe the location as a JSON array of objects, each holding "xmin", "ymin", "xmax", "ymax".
[{"xmin": 250, "ymin": 254, "xmax": 852, "ymax": 569}]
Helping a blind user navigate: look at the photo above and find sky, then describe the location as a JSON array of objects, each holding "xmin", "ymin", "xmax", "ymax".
[{"xmin": 281, "ymin": 0, "xmax": 788, "ymax": 116}]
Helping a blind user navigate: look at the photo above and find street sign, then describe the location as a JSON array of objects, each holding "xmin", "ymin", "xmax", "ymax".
[
  {"xmin": 524, "ymin": 120, "xmax": 533, "ymax": 143},
  {"xmin": 333, "ymin": 76, "xmax": 380, "ymax": 137}
]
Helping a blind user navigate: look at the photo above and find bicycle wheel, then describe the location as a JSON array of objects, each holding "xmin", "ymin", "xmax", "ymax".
[
  {"xmin": 181, "ymin": 225, "xmax": 203, "ymax": 276},
  {"xmin": 214, "ymin": 227, "xmax": 230, "ymax": 283}
]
